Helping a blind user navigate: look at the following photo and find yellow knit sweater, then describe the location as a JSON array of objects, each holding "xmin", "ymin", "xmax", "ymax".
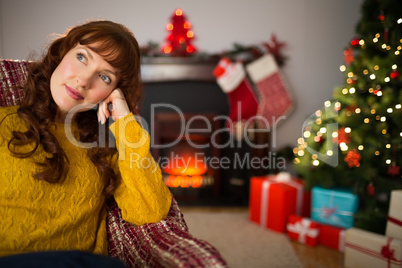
[{"xmin": 0, "ymin": 106, "xmax": 171, "ymax": 257}]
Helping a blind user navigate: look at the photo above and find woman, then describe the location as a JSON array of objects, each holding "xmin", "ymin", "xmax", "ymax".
[{"xmin": 0, "ymin": 20, "xmax": 172, "ymax": 261}]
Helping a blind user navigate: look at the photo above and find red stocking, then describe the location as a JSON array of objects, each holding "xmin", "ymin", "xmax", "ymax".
[
  {"xmin": 246, "ymin": 54, "xmax": 293, "ymax": 128},
  {"xmin": 213, "ymin": 58, "xmax": 259, "ymax": 130}
]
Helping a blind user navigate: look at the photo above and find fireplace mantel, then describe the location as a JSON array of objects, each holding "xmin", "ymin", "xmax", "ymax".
[{"xmin": 140, "ymin": 57, "xmax": 218, "ymax": 83}]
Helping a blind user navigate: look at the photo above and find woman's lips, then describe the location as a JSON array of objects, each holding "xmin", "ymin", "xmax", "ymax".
[{"xmin": 65, "ymin": 85, "xmax": 84, "ymax": 100}]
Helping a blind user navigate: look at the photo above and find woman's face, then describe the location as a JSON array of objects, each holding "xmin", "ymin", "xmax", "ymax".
[{"xmin": 50, "ymin": 43, "xmax": 119, "ymax": 120}]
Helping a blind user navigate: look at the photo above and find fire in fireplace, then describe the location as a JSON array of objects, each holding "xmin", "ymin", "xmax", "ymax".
[
  {"xmin": 151, "ymin": 112, "xmax": 222, "ymax": 200},
  {"xmin": 162, "ymin": 142, "xmax": 214, "ymax": 189}
]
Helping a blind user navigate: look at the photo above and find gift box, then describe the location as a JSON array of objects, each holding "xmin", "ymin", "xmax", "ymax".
[
  {"xmin": 249, "ymin": 172, "xmax": 309, "ymax": 233},
  {"xmin": 319, "ymin": 223, "xmax": 346, "ymax": 252},
  {"xmin": 287, "ymin": 215, "xmax": 319, "ymax": 247},
  {"xmin": 386, "ymin": 190, "xmax": 402, "ymax": 241},
  {"xmin": 311, "ymin": 186, "xmax": 359, "ymax": 229},
  {"xmin": 345, "ymin": 227, "xmax": 402, "ymax": 268}
]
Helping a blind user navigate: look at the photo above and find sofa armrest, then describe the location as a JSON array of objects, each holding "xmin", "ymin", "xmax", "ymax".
[{"xmin": 106, "ymin": 196, "xmax": 228, "ymax": 268}]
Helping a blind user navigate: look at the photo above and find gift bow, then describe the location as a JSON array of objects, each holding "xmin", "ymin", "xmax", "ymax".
[
  {"xmin": 275, "ymin": 172, "xmax": 292, "ymax": 182},
  {"xmin": 346, "ymin": 237, "xmax": 402, "ymax": 268},
  {"xmin": 287, "ymin": 218, "xmax": 319, "ymax": 244},
  {"xmin": 322, "ymin": 206, "xmax": 337, "ymax": 217},
  {"xmin": 381, "ymin": 238, "xmax": 399, "ymax": 268}
]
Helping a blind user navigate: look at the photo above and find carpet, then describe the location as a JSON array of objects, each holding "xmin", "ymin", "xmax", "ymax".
[{"xmin": 183, "ymin": 210, "xmax": 302, "ymax": 268}]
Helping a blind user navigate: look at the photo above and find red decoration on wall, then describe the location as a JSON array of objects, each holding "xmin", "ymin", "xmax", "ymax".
[
  {"xmin": 162, "ymin": 9, "xmax": 197, "ymax": 56},
  {"xmin": 262, "ymin": 33, "xmax": 288, "ymax": 66}
]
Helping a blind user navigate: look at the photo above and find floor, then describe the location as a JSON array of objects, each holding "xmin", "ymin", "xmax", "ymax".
[
  {"xmin": 181, "ymin": 206, "xmax": 344, "ymax": 268},
  {"xmin": 290, "ymin": 240, "xmax": 344, "ymax": 268}
]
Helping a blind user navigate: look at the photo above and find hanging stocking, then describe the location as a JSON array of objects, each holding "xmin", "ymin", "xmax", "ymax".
[
  {"xmin": 246, "ymin": 54, "xmax": 293, "ymax": 128},
  {"xmin": 213, "ymin": 58, "xmax": 259, "ymax": 132}
]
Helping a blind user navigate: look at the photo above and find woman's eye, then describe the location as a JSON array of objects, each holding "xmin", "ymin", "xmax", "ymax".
[
  {"xmin": 100, "ymin": 74, "xmax": 111, "ymax": 84},
  {"xmin": 77, "ymin": 53, "xmax": 86, "ymax": 63}
]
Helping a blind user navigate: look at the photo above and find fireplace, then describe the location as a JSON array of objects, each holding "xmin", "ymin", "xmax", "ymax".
[
  {"xmin": 140, "ymin": 57, "xmax": 270, "ymax": 206},
  {"xmin": 151, "ymin": 112, "xmax": 223, "ymax": 200}
]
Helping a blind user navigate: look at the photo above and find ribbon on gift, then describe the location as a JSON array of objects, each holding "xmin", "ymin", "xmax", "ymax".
[
  {"xmin": 322, "ymin": 206, "xmax": 337, "ymax": 218},
  {"xmin": 388, "ymin": 216, "xmax": 402, "ymax": 227},
  {"xmin": 313, "ymin": 192, "xmax": 354, "ymax": 226},
  {"xmin": 313, "ymin": 206, "xmax": 354, "ymax": 226},
  {"xmin": 346, "ymin": 238, "xmax": 402, "ymax": 268},
  {"xmin": 260, "ymin": 172, "xmax": 304, "ymax": 227},
  {"xmin": 287, "ymin": 218, "xmax": 319, "ymax": 244},
  {"xmin": 382, "ymin": 239, "xmax": 398, "ymax": 268},
  {"xmin": 339, "ymin": 230, "xmax": 346, "ymax": 252}
]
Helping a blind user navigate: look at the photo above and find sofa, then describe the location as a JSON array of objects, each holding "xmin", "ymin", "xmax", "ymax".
[{"xmin": 0, "ymin": 59, "xmax": 228, "ymax": 268}]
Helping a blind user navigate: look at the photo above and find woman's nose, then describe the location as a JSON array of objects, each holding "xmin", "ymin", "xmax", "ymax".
[{"xmin": 76, "ymin": 72, "xmax": 93, "ymax": 89}]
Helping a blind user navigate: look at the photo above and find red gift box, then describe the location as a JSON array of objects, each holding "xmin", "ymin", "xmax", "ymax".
[
  {"xmin": 319, "ymin": 224, "xmax": 346, "ymax": 252},
  {"xmin": 287, "ymin": 215, "xmax": 320, "ymax": 246},
  {"xmin": 249, "ymin": 172, "xmax": 309, "ymax": 233}
]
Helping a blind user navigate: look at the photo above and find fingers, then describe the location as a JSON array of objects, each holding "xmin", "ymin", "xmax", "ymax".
[
  {"xmin": 97, "ymin": 88, "xmax": 130, "ymax": 124},
  {"xmin": 97, "ymin": 99, "xmax": 110, "ymax": 124}
]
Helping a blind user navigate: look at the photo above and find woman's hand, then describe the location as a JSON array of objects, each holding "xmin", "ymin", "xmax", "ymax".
[{"xmin": 97, "ymin": 88, "xmax": 130, "ymax": 124}]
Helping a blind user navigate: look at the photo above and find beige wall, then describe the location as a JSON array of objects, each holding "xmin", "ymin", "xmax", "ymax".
[{"xmin": 0, "ymin": 0, "xmax": 363, "ymax": 150}]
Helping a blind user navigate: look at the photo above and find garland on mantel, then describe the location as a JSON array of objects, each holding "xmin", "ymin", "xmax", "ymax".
[{"xmin": 140, "ymin": 33, "xmax": 288, "ymax": 67}]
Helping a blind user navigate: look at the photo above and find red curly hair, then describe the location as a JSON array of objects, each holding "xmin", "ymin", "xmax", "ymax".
[{"xmin": 9, "ymin": 20, "xmax": 143, "ymax": 196}]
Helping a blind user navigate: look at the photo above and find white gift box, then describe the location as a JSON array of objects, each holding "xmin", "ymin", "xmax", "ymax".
[
  {"xmin": 386, "ymin": 190, "xmax": 402, "ymax": 241},
  {"xmin": 345, "ymin": 227, "xmax": 402, "ymax": 268}
]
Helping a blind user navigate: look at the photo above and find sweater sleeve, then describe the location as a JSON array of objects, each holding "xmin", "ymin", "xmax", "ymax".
[{"xmin": 109, "ymin": 113, "xmax": 171, "ymax": 226}]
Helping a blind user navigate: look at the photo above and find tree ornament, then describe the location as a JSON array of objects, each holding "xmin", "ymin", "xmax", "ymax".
[
  {"xmin": 388, "ymin": 164, "xmax": 400, "ymax": 176},
  {"xmin": 384, "ymin": 28, "xmax": 389, "ymax": 43},
  {"xmin": 390, "ymin": 70, "xmax": 400, "ymax": 79},
  {"xmin": 351, "ymin": 38, "xmax": 361, "ymax": 47},
  {"xmin": 374, "ymin": 89, "xmax": 382, "ymax": 95},
  {"xmin": 367, "ymin": 182, "xmax": 375, "ymax": 196},
  {"xmin": 346, "ymin": 104, "xmax": 358, "ymax": 112},
  {"xmin": 344, "ymin": 149, "xmax": 361, "ymax": 168},
  {"xmin": 378, "ymin": 11, "xmax": 385, "ymax": 21},
  {"xmin": 347, "ymin": 77, "xmax": 356, "ymax": 85},
  {"xmin": 334, "ymin": 127, "xmax": 351, "ymax": 144},
  {"xmin": 162, "ymin": 9, "xmax": 197, "ymax": 56},
  {"xmin": 344, "ymin": 47, "xmax": 354, "ymax": 65}
]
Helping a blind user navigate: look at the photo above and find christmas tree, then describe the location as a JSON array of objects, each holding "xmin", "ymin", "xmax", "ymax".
[
  {"xmin": 293, "ymin": 0, "xmax": 402, "ymax": 234},
  {"xmin": 162, "ymin": 8, "xmax": 197, "ymax": 56}
]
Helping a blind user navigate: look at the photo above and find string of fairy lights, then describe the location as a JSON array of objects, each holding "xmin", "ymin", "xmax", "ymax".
[{"xmin": 294, "ymin": 16, "xmax": 402, "ymax": 171}]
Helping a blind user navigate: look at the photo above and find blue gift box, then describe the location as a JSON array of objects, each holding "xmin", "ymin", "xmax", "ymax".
[{"xmin": 311, "ymin": 186, "xmax": 359, "ymax": 229}]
